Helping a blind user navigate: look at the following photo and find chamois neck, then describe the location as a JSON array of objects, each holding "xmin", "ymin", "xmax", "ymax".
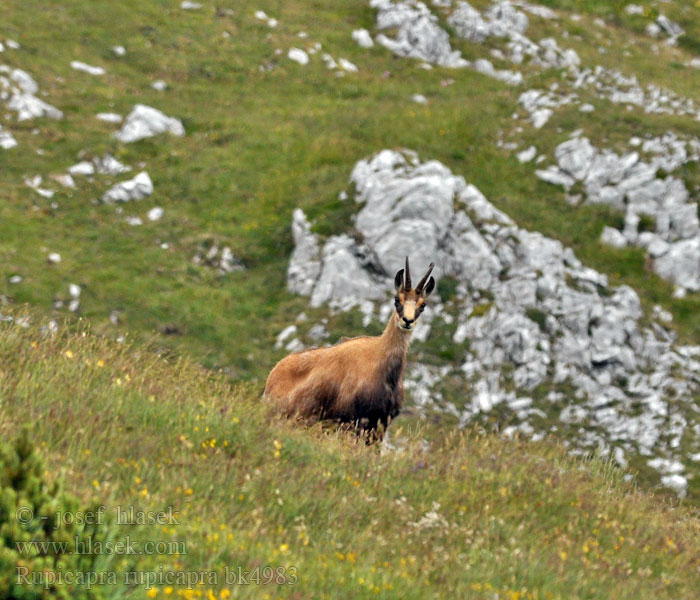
[{"xmin": 380, "ymin": 311, "xmax": 411, "ymax": 358}]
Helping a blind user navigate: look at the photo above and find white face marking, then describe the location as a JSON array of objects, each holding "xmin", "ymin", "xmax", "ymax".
[{"xmin": 397, "ymin": 300, "xmax": 418, "ymax": 330}]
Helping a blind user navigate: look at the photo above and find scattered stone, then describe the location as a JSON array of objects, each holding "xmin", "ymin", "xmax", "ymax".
[
  {"xmin": 112, "ymin": 45, "xmax": 126, "ymax": 56},
  {"xmin": 352, "ymin": 28, "xmax": 374, "ymax": 48},
  {"xmin": 51, "ymin": 173, "xmax": 76, "ymax": 188},
  {"xmin": 412, "ymin": 93, "xmax": 428, "ymax": 105},
  {"xmin": 114, "ymin": 104, "xmax": 185, "ymax": 143},
  {"xmin": 1, "ymin": 67, "xmax": 63, "ymax": 121},
  {"xmin": 275, "ymin": 324, "xmax": 297, "ymax": 349},
  {"xmin": 518, "ymin": 89, "xmax": 576, "ymax": 129},
  {"xmin": 288, "ymin": 48, "xmax": 309, "ymax": 65},
  {"xmin": 70, "ymin": 61, "xmax": 106, "ymax": 75},
  {"xmin": 535, "ymin": 166, "xmax": 574, "ymax": 188},
  {"xmin": 69, "ymin": 283, "xmax": 81, "ymax": 298},
  {"xmin": 126, "ymin": 216, "xmax": 143, "ymax": 226},
  {"xmin": 516, "ymin": 145, "xmax": 536, "ymax": 163},
  {"xmin": 147, "ymin": 206, "xmax": 163, "ymax": 221},
  {"xmin": 512, "ymin": 0, "xmax": 555, "ymax": 19},
  {"xmin": 624, "ymin": 4, "xmax": 643, "ymax": 15},
  {"xmin": 472, "ymin": 58, "xmax": 522, "ymax": 85},
  {"xmin": 321, "ymin": 54, "xmax": 338, "ymax": 70},
  {"xmin": 96, "ymin": 112, "xmax": 123, "ymax": 123},
  {"xmin": 254, "ymin": 10, "xmax": 277, "ymax": 27},
  {"xmin": 24, "ymin": 175, "xmax": 54, "ymax": 198},
  {"xmin": 102, "ymin": 171, "xmax": 153, "ymax": 203},
  {"xmin": 181, "ymin": 1, "xmax": 202, "ymax": 9},
  {"xmin": 151, "ymin": 80, "xmax": 168, "ymax": 91},
  {"xmin": 9, "ymin": 68, "xmax": 38, "ymax": 94},
  {"xmin": 47, "ymin": 252, "xmax": 61, "ymax": 264},
  {"xmin": 0, "ymin": 125, "xmax": 17, "ymax": 149},
  {"xmin": 653, "ymin": 305, "xmax": 672, "ymax": 323},
  {"xmin": 579, "ymin": 103, "xmax": 595, "ymax": 112},
  {"xmin": 94, "ymin": 154, "xmax": 131, "ymax": 175},
  {"xmin": 68, "ymin": 161, "xmax": 96, "ymax": 176},
  {"xmin": 338, "ymin": 58, "xmax": 358, "ymax": 72},
  {"xmin": 600, "ymin": 226, "xmax": 627, "ymax": 249},
  {"xmin": 192, "ymin": 241, "xmax": 244, "ymax": 274},
  {"xmin": 656, "ymin": 14, "xmax": 684, "ymax": 44},
  {"xmin": 9, "ymin": 275, "xmax": 22, "ymax": 284}
]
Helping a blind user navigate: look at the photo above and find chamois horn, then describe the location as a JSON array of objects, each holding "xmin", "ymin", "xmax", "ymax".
[
  {"xmin": 404, "ymin": 256, "xmax": 412, "ymax": 291},
  {"xmin": 415, "ymin": 262, "xmax": 435, "ymax": 294}
]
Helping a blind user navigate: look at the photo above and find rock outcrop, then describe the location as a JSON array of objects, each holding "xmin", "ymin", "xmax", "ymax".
[
  {"xmin": 537, "ymin": 134, "xmax": 700, "ymax": 292},
  {"xmin": 285, "ymin": 149, "xmax": 700, "ymax": 495}
]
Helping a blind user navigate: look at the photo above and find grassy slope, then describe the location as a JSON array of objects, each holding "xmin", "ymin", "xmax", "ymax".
[
  {"xmin": 2, "ymin": 320, "xmax": 700, "ymax": 599},
  {"xmin": 1, "ymin": 0, "xmax": 699, "ymax": 384}
]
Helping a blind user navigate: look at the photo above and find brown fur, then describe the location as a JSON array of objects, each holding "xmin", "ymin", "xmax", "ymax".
[{"xmin": 264, "ymin": 259, "xmax": 435, "ymax": 440}]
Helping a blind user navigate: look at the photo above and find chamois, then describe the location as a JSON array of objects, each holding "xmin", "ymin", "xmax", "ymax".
[{"xmin": 264, "ymin": 257, "xmax": 436, "ymax": 439}]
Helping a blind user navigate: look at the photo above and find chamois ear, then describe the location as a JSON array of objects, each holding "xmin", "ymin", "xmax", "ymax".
[
  {"xmin": 394, "ymin": 268, "xmax": 405, "ymax": 291},
  {"xmin": 422, "ymin": 277, "xmax": 436, "ymax": 298}
]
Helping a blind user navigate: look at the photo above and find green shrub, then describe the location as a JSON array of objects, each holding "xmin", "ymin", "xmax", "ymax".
[{"xmin": 0, "ymin": 430, "xmax": 119, "ymax": 599}]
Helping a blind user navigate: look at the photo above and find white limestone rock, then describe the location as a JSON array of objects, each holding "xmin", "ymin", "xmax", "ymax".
[
  {"xmin": 516, "ymin": 145, "xmax": 536, "ymax": 163},
  {"xmin": 0, "ymin": 125, "xmax": 17, "ymax": 149},
  {"xmin": 372, "ymin": 0, "xmax": 468, "ymax": 68},
  {"xmin": 535, "ymin": 166, "xmax": 574, "ymax": 188},
  {"xmin": 554, "ymin": 136, "xmax": 595, "ymax": 180},
  {"xmin": 287, "ymin": 209, "xmax": 322, "ymax": 296},
  {"xmin": 70, "ymin": 61, "xmax": 105, "ymax": 75},
  {"xmin": 542, "ymin": 135, "xmax": 700, "ymax": 291},
  {"xmin": 94, "ymin": 154, "xmax": 131, "ymax": 175},
  {"xmin": 68, "ymin": 161, "xmax": 96, "ymax": 176},
  {"xmin": 600, "ymin": 226, "xmax": 627, "ymax": 249},
  {"xmin": 288, "ymin": 48, "xmax": 309, "ymax": 65},
  {"xmin": 147, "ymin": 207, "xmax": 164, "ymax": 221},
  {"xmin": 114, "ymin": 104, "xmax": 185, "ymax": 143},
  {"xmin": 96, "ymin": 112, "xmax": 123, "ymax": 123},
  {"xmin": 338, "ymin": 58, "xmax": 358, "ymax": 73},
  {"xmin": 352, "ymin": 29, "xmax": 374, "ymax": 48},
  {"xmin": 102, "ymin": 171, "xmax": 153, "ymax": 203},
  {"xmin": 448, "ymin": 1, "xmax": 491, "ymax": 43},
  {"xmin": 310, "ymin": 235, "xmax": 384, "ymax": 309},
  {"xmin": 4, "ymin": 76, "xmax": 63, "ymax": 120}
]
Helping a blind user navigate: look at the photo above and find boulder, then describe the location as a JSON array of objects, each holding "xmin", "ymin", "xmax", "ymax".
[
  {"xmin": 115, "ymin": 104, "xmax": 185, "ymax": 143},
  {"xmin": 102, "ymin": 172, "xmax": 153, "ymax": 203}
]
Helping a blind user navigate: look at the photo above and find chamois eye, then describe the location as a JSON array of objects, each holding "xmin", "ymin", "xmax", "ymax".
[
  {"xmin": 394, "ymin": 296, "xmax": 400, "ymax": 305},
  {"xmin": 419, "ymin": 304, "xmax": 426, "ymax": 313}
]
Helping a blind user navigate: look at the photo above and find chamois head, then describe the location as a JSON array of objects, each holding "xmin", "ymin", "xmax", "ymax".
[{"xmin": 393, "ymin": 257, "xmax": 436, "ymax": 331}]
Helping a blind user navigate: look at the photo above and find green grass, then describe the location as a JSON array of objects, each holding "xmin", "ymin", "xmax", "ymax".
[
  {"xmin": 2, "ymin": 320, "xmax": 700, "ymax": 599},
  {"xmin": 2, "ymin": 0, "xmax": 699, "ymax": 383}
]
